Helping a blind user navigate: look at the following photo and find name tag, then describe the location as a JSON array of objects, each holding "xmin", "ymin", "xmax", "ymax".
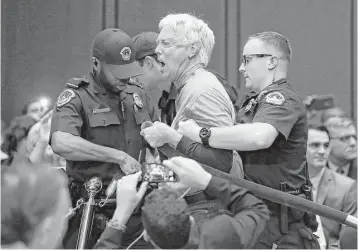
[{"xmin": 92, "ymin": 107, "xmax": 111, "ymax": 114}]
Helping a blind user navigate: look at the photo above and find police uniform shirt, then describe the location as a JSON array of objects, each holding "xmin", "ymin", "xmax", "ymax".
[
  {"xmin": 50, "ymin": 73, "xmax": 158, "ymax": 184},
  {"xmin": 237, "ymin": 78, "xmax": 307, "ymax": 192}
]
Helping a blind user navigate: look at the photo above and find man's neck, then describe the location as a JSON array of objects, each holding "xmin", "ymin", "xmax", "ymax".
[
  {"xmin": 329, "ymin": 155, "xmax": 350, "ymax": 167},
  {"xmin": 173, "ymin": 58, "xmax": 203, "ymax": 90},
  {"xmin": 308, "ymin": 164, "xmax": 324, "ymax": 178},
  {"xmin": 258, "ymin": 73, "xmax": 287, "ymax": 92}
]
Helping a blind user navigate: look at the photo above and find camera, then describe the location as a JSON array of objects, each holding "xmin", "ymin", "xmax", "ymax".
[
  {"xmin": 304, "ymin": 95, "xmax": 335, "ymax": 110},
  {"xmin": 142, "ymin": 162, "xmax": 177, "ymax": 183}
]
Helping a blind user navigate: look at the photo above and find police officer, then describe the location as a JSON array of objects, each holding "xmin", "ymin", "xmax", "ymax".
[
  {"xmin": 50, "ymin": 28, "xmax": 157, "ymax": 249},
  {"xmin": 177, "ymin": 31, "xmax": 320, "ymax": 249}
]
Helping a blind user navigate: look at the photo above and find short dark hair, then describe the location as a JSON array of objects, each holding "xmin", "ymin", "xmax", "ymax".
[
  {"xmin": 308, "ymin": 123, "xmax": 330, "ymax": 138},
  {"xmin": 249, "ymin": 31, "xmax": 292, "ymax": 62},
  {"xmin": 141, "ymin": 188, "xmax": 191, "ymax": 249}
]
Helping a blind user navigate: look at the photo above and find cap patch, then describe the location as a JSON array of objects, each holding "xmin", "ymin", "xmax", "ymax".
[
  {"xmin": 56, "ymin": 89, "xmax": 76, "ymax": 108},
  {"xmin": 120, "ymin": 47, "xmax": 131, "ymax": 61},
  {"xmin": 265, "ymin": 92, "xmax": 285, "ymax": 105}
]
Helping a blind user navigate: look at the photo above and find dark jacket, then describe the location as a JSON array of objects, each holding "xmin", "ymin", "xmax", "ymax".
[{"xmin": 93, "ymin": 176, "xmax": 270, "ymax": 249}]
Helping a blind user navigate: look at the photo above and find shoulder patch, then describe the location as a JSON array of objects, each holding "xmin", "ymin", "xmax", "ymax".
[
  {"xmin": 265, "ymin": 92, "xmax": 285, "ymax": 105},
  {"xmin": 56, "ymin": 89, "xmax": 76, "ymax": 108},
  {"xmin": 66, "ymin": 77, "xmax": 89, "ymax": 89}
]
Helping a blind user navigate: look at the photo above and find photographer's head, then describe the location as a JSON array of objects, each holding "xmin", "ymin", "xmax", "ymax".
[
  {"xmin": 91, "ymin": 28, "xmax": 143, "ymax": 92},
  {"xmin": 239, "ymin": 31, "xmax": 291, "ymax": 92},
  {"xmin": 1, "ymin": 162, "xmax": 71, "ymax": 248},
  {"xmin": 141, "ymin": 188, "xmax": 194, "ymax": 249}
]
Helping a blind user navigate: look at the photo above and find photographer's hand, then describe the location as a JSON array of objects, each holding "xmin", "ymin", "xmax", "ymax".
[
  {"xmin": 113, "ymin": 172, "xmax": 148, "ymax": 223},
  {"xmin": 163, "ymin": 157, "xmax": 212, "ymax": 191}
]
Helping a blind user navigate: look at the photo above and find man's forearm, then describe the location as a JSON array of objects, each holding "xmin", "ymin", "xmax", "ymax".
[
  {"xmin": 51, "ymin": 131, "xmax": 128, "ymax": 165},
  {"xmin": 176, "ymin": 136, "xmax": 232, "ymax": 173}
]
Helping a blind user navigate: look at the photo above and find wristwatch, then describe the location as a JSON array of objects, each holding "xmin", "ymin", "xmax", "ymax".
[{"xmin": 199, "ymin": 127, "xmax": 211, "ymax": 147}]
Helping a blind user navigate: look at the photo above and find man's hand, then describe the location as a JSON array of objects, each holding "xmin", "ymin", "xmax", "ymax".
[
  {"xmin": 163, "ymin": 156, "xmax": 212, "ymax": 191},
  {"xmin": 140, "ymin": 121, "xmax": 173, "ymax": 148},
  {"xmin": 113, "ymin": 172, "xmax": 148, "ymax": 220},
  {"xmin": 177, "ymin": 119, "xmax": 202, "ymax": 143},
  {"xmin": 119, "ymin": 155, "xmax": 142, "ymax": 175}
]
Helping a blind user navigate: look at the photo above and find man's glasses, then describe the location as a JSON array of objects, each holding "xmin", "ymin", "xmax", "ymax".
[
  {"xmin": 331, "ymin": 135, "xmax": 357, "ymax": 144},
  {"xmin": 241, "ymin": 54, "xmax": 272, "ymax": 66}
]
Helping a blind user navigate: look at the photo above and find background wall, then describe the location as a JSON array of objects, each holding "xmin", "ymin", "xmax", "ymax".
[
  {"xmin": 1, "ymin": 0, "xmax": 356, "ymax": 125},
  {"xmin": 239, "ymin": 0, "xmax": 356, "ymax": 121},
  {"xmin": 1, "ymin": 0, "xmax": 102, "ymax": 124}
]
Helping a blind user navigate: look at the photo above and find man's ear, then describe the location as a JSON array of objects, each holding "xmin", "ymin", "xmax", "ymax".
[
  {"xmin": 268, "ymin": 56, "xmax": 279, "ymax": 70},
  {"xmin": 143, "ymin": 56, "xmax": 155, "ymax": 69},
  {"xmin": 188, "ymin": 43, "xmax": 199, "ymax": 58}
]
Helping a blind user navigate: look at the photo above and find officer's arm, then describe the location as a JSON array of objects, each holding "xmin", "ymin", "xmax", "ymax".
[
  {"xmin": 204, "ymin": 176, "xmax": 270, "ymax": 248},
  {"xmin": 51, "ymin": 131, "xmax": 134, "ymax": 166},
  {"xmin": 181, "ymin": 86, "xmax": 277, "ymax": 151},
  {"xmin": 207, "ymin": 123, "xmax": 279, "ymax": 151},
  {"xmin": 207, "ymin": 94, "xmax": 300, "ymax": 151}
]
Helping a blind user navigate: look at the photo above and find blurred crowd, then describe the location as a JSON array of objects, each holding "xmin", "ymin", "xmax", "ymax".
[{"xmin": 1, "ymin": 12, "xmax": 357, "ymax": 250}]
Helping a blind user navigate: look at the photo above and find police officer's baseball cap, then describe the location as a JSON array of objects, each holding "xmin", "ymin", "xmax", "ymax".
[
  {"xmin": 132, "ymin": 32, "xmax": 159, "ymax": 60},
  {"xmin": 92, "ymin": 28, "xmax": 143, "ymax": 79}
]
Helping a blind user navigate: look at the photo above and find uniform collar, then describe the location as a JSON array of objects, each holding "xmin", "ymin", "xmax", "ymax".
[{"xmin": 261, "ymin": 78, "xmax": 287, "ymax": 92}]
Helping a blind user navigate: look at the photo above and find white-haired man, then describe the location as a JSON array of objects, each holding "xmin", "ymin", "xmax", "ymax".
[{"xmin": 140, "ymin": 13, "xmax": 242, "ymax": 176}]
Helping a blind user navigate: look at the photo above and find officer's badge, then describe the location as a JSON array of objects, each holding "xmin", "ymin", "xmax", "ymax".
[
  {"xmin": 133, "ymin": 93, "xmax": 143, "ymax": 108},
  {"xmin": 120, "ymin": 47, "xmax": 131, "ymax": 61},
  {"xmin": 56, "ymin": 89, "xmax": 76, "ymax": 108},
  {"xmin": 265, "ymin": 92, "xmax": 285, "ymax": 105}
]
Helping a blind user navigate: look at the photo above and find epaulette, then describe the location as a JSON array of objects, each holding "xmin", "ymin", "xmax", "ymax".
[
  {"xmin": 128, "ymin": 78, "xmax": 144, "ymax": 89},
  {"xmin": 65, "ymin": 77, "xmax": 89, "ymax": 89}
]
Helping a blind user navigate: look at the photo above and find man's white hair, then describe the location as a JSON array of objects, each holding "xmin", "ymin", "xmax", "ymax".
[{"xmin": 158, "ymin": 13, "xmax": 215, "ymax": 67}]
